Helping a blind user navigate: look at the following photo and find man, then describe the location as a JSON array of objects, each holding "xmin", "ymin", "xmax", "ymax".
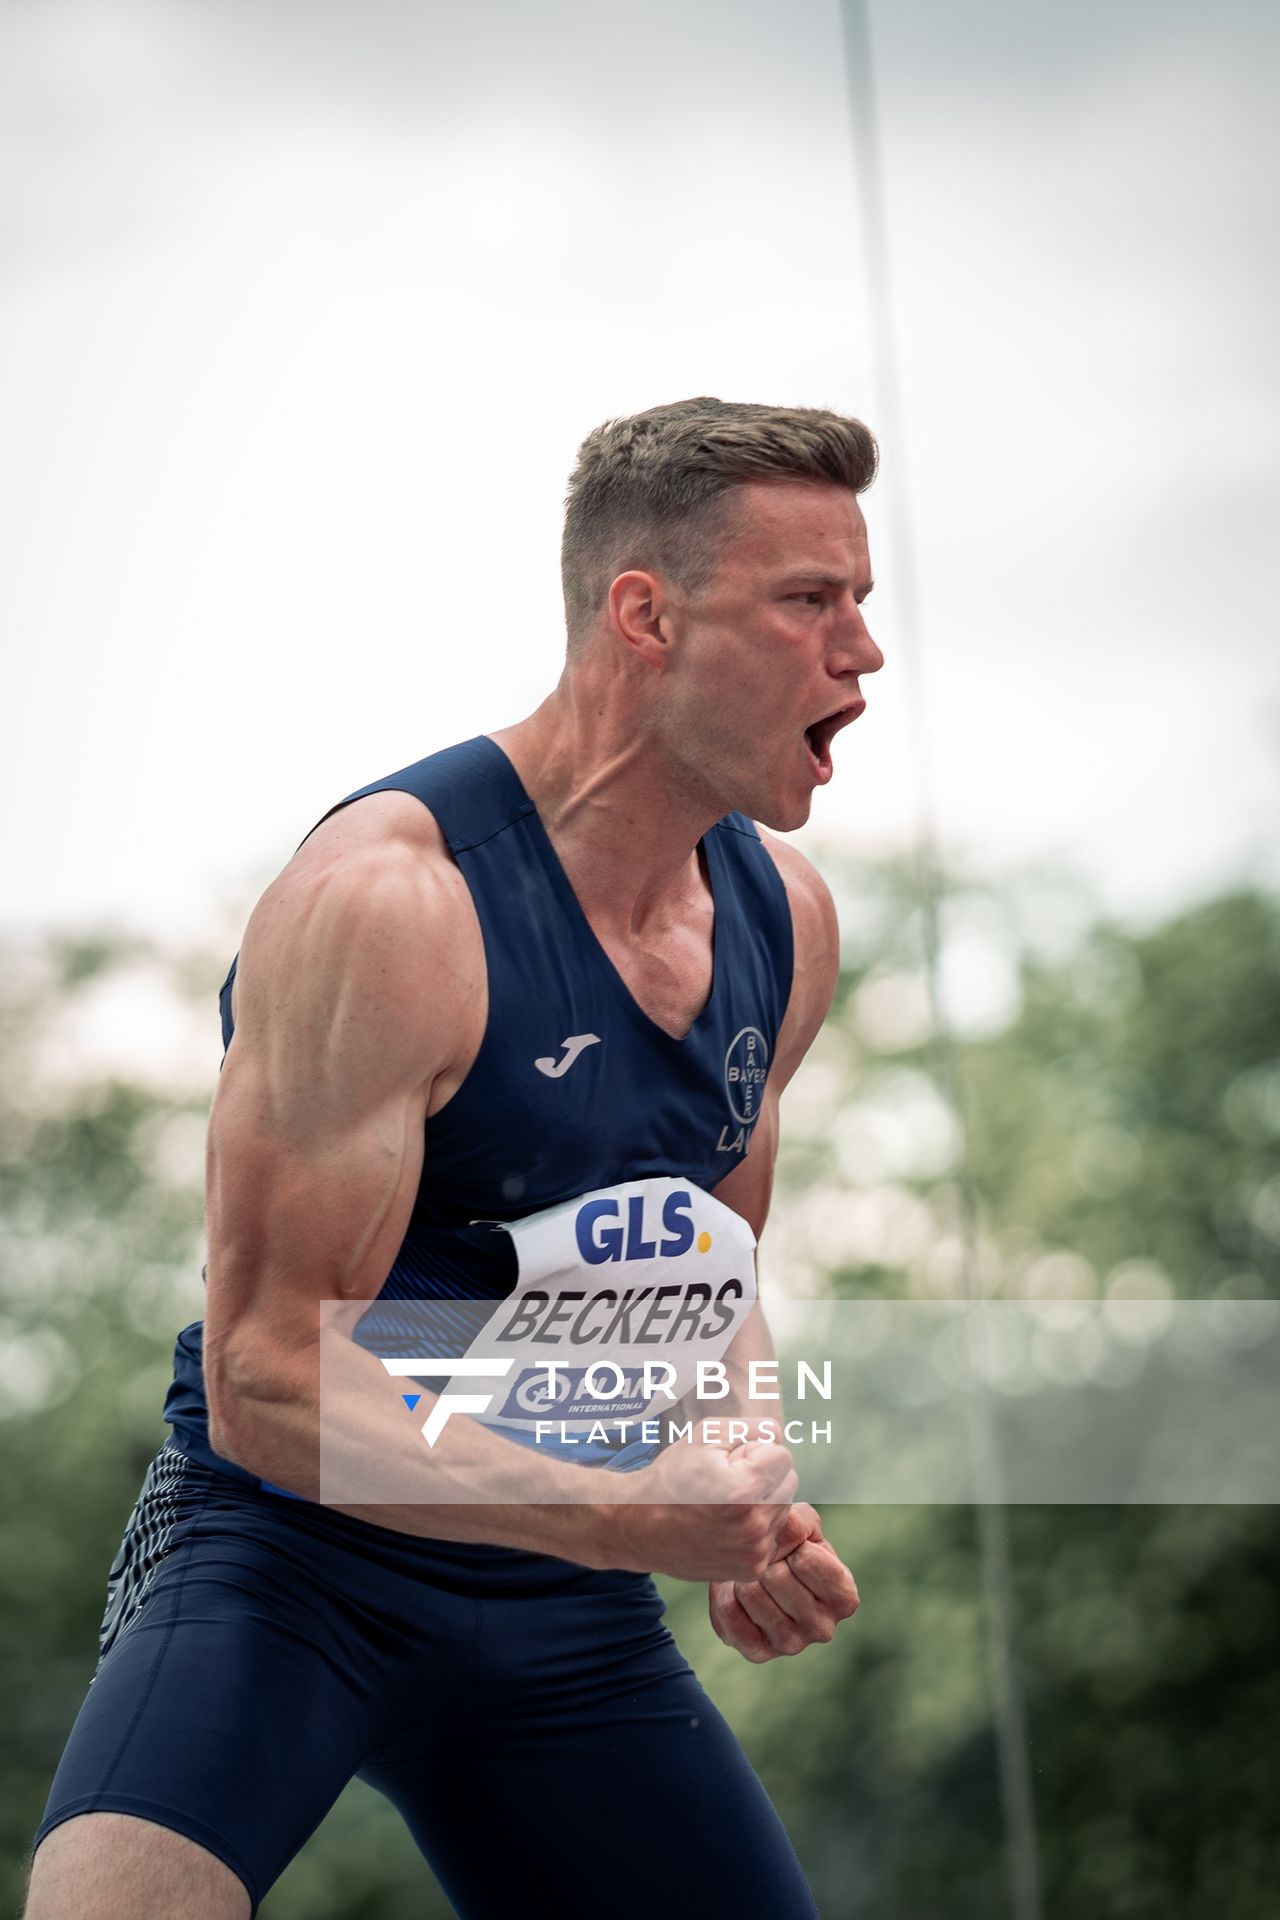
[{"xmin": 27, "ymin": 397, "xmax": 881, "ymax": 1918}]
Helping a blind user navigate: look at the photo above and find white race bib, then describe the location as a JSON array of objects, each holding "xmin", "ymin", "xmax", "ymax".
[{"xmin": 461, "ymin": 1175, "xmax": 758, "ymax": 1434}]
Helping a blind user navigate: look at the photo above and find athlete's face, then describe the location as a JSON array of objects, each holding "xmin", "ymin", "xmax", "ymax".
[{"xmin": 667, "ymin": 481, "xmax": 881, "ymax": 831}]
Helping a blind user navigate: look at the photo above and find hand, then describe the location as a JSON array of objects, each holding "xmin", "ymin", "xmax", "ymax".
[
  {"xmin": 601, "ymin": 1440, "xmax": 799, "ymax": 1582},
  {"xmin": 708, "ymin": 1501, "xmax": 859, "ymax": 1662}
]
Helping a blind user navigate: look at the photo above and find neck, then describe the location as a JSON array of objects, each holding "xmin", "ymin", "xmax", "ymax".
[{"xmin": 489, "ymin": 670, "xmax": 722, "ymax": 935}]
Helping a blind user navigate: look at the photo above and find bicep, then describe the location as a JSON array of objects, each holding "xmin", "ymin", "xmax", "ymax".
[
  {"xmin": 206, "ymin": 1056, "xmax": 426, "ymax": 1347},
  {"xmin": 709, "ymin": 1089, "xmax": 780, "ymax": 1240},
  {"xmin": 205, "ymin": 847, "xmax": 452, "ymax": 1360}
]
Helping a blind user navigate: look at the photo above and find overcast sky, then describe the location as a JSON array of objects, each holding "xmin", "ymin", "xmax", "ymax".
[{"xmin": 3, "ymin": 0, "xmax": 1277, "ymax": 951}]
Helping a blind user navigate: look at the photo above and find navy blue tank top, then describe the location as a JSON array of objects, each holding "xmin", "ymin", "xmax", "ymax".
[{"xmin": 164, "ymin": 735, "xmax": 794, "ymax": 1482}]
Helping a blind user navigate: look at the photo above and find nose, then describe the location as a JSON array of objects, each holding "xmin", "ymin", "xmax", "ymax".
[{"xmin": 831, "ymin": 596, "xmax": 884, "ymax": 679}]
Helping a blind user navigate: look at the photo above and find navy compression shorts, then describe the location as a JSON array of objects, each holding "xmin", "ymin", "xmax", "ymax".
[{"xmin": 35, "ymin": 1442, "xmax": 821, "ymax": 1917}]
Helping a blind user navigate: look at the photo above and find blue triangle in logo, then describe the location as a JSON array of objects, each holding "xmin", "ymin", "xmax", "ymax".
[{"xmin": 402, "ymin": 1393, "xmax": 422, "ymax": 1411}]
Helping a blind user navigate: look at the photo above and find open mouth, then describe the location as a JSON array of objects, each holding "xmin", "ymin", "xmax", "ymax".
[{"xmin": 803, "ymin": 702, "xmax": 864, "ymax": 784}]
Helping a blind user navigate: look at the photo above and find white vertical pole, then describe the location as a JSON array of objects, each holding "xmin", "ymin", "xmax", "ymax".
[{"xmin": 837, "ymin": 8, "xmax": 1045, "ymax": 1917}]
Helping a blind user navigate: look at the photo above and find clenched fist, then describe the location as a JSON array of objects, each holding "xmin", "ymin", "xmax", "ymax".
[
  {"xmin": 603, "ymin": 1440, "xmax": 800, "ymax": 1582},
  {"xmin": 709, "ymin": 1501, "xmax": 859, "ymax": 1662}
]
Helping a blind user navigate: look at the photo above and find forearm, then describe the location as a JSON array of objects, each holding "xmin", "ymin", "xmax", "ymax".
[
  {"xmin": 208, "ymin": 1319, "xmax": 629, "ymax": 1568},
  {"xmin": 723, "ymin": 1298, "xmax": 779, "ymax": 1418}
]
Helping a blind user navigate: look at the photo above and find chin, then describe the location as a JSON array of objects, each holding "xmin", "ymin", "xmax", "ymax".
[{"xmin": 750, "ymin": 794, "xmax": 812, "ymax": 833}]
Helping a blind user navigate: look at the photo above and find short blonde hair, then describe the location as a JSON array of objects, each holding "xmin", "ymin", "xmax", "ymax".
[{"xmin": 561, "ymin": 396, "xmax": 877, "ymax": 644}]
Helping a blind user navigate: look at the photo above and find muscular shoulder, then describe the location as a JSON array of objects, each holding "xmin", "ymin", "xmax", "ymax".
[
  {"xmin": 230, "ymin": 789, "xmax": 484, "ymax": 1090},
  {"xmin": 756, "ymin": 830, "xmax": 840, "ymax": 1085},
  {"xmin": 292, "ymin": 785, "xmax": 454, "ymax": 875}
]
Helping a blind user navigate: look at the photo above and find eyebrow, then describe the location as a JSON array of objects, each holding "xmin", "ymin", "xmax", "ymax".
[{"xmin": 778, "ymin": 572, "xmax": 876, "ymax": 602}]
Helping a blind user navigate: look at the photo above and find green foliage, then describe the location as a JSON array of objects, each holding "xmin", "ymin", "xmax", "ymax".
[
  {"xmin": 963, "ymin": 890, "xmax": 1280, "ymax": 1297},
  {"xmin": 2, "ymin": 874, "xmax": 1278, "ymax": 1917}
]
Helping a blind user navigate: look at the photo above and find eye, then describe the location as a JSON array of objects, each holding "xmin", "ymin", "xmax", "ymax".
[{"xmin": 788, "ymin": 591, "xmax": 824, "ymax": 607}]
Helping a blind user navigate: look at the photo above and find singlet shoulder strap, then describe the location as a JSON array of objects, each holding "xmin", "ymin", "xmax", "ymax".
[
  {"xmin": 218, "ymin": 737, "xmax": 529, "ymax": 1051},
  {"xmin": 715, "ymin": 808, "xmax": 762, "ymax": 842},
  {"xmin": 299, "ymin": 735, "xmax": 532, "ymax": 855},
  {"xmin": 708, "ymin": 809, "xmax": 796, "ymax": 1027}
]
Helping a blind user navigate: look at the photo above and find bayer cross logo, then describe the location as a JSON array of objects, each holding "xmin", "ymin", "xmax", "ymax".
[{"xmin": 724, "ymin": 1026, "xmax": 768, "ymax": 1126}]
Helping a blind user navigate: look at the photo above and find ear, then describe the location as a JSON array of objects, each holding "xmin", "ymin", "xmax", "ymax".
[{"xmin": 606, "ymin": 570, "xmax": 677, "ymax": 668}]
